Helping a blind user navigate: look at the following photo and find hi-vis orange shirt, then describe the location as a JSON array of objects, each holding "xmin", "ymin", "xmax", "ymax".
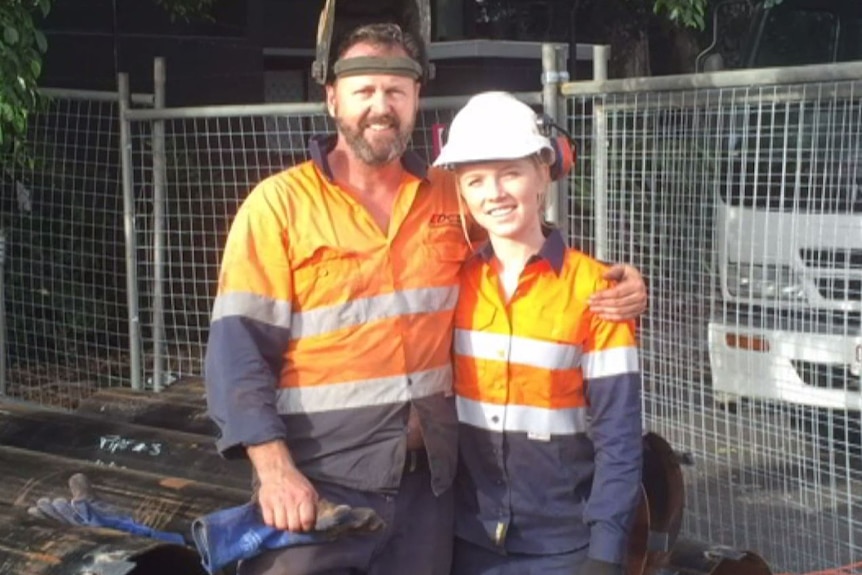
[
  {"xmin": 205, "ymin": 135, "xmax": 470, "ymax": 495},
  {"xmin": 453, "ymin": 229, "xmax": 642, "ymax": 564}
]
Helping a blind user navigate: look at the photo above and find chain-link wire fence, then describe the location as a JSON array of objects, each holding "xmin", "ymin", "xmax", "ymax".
[
  {"xmin": 125, "ymin": 95, "xmax": 512, "ymax": 390},
  {"xmin": 0, "ymin": 90, "xmax": 152, "ymax": 408},
  {"xmin": 130, "ymin": 111, "xmax": 332, "ymax": 389},
  {"xmin": 564, "ymin": 65, "xmax": 862, "ymax": 573}
]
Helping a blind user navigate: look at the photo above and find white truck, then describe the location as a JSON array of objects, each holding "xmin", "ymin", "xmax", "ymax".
[{"xmin": 705, "ymin": 0, "xmax": 862, "ymax": 411}]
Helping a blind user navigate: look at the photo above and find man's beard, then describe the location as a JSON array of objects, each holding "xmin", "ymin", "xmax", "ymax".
[{"xmin": 335, "ymin": 111, "xmax": 412, "ymax": 167}]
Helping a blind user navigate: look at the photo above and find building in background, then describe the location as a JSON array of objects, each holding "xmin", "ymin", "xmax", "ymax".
[{"xmin": 40, "ymin": 0, "xmax": 597, "ymax": 104}]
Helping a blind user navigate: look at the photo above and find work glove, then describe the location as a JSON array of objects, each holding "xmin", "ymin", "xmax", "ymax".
[
  {"xmin": 579, "ymin": 558, "xmax": 625, "ymax": 575},
  {"xmin": 26, "ymin": 472, "xmax": 186, "ymax": 545},
  {"xmin": 191, "ymin": 498, "xmax": 385, "ymax": 575}
]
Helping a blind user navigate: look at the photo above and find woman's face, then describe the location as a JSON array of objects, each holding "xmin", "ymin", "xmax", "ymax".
[{"xmin": 456, "ymin": 156, "xmax": 549, "ymax": 243}]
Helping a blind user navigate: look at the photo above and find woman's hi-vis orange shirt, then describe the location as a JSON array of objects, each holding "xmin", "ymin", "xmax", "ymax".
[
  {"xmin": 453, "ymin": 228, "xmax": 643, "ymax": 565},
  {"xmin": 205, "ymin": 135, "xmax": 471, "ymax": 495}
]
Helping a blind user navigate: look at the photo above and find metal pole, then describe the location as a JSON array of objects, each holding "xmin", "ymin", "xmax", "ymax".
[
  {"xmin": 152, "ymin": 58, "xmax": 167, "ymax": 393},
  {"xmin": 542, "ymin": 43, "xmax": 568, "ymax": 229},
  {"xmin": 593, "ymin": 44, "xmax": 609, "ymax": 83},
  {"xmin": 555, "ymin": 46, "xmax": 570, "ymax": 239},
  {"xmin": 118, "ymin": 73, "xmax": 143, "ymax": 391},
  {"xmin": 0, "ymin": 230, "xmax": 6, "ymax": 397},
  {"xmin": 592, "ymin": 45, "xmax": 610, "ymax": 261}
]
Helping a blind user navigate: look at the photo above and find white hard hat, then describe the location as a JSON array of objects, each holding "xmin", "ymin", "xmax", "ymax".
[{"xmin": 433, "ymin": 91, "xmax": 554, "ymax": 168}]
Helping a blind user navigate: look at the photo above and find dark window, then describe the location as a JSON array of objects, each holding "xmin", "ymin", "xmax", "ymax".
[
  {"xmin": 838, "ymin": 17, "xmax": 862, "ymax": 61},
  {"xmin": 754, "ymin": 9, "xmax": 837, "ymax": 67}
]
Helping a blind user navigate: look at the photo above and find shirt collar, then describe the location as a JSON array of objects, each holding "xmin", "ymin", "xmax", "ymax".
[
  {"xmin": 309, "ymin": 134, "xmax": 429, "ymax": 182},
  {"xmin": 477, "ymin": 226, "xmax": 567, "ymax": 275}
]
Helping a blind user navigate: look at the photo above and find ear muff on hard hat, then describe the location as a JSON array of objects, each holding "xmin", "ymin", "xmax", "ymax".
[
  {"xmin": 548, "ymin": 135, "xmax": 575, "ymax": 182},
  {"xmin": 537, "ymin": 114, "xmax": 576, "ymax": 182}
]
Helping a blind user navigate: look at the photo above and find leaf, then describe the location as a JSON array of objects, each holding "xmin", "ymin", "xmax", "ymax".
[
  {"xmin": 34, "ymin": 30, "xmax": 47, "ymax": 53},
  {"xmin": 3, "ymin": 26, "xmax": 20, "ymax": 46}
]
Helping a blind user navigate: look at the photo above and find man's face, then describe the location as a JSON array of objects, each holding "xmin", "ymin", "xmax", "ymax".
[{"xmin": 326, "ymin": 43, "xmax": 421, "ymax": 166}]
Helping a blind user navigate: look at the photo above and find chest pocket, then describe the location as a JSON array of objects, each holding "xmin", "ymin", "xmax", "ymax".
[
  {"xmin": 423, "ymin": 227, "xmax": 471, "ymax": 264},
  {"xmin": 532, "ymin": 277, "xmax": 591, "ymax": 343},
  {"xmin": 535, "ymin": 305, "xmax": 575, "ymax": 343},
  {"xmin": 291, "ymin": 246, "xmax": 369, "ymax": 311}
]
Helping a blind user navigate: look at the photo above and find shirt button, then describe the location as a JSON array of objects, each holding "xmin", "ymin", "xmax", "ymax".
[
  {"xmin": 319, "ymin": 269, "xmax": 329, "ymax": 277},
  {"xmin": 497, "ymin": 349, "xmax": 506, "ymax": 359},
  {"xmin": 407, "ymin": 377, "xmax": 413, "ymax": 386},
  {"xmin": 491, "ymin": 415, "xmax": 500, "ymax": 424}
]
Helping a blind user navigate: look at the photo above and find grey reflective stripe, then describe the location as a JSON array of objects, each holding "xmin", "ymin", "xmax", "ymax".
[
  {"xmin": 211, "ymin": 291, "xmax": 292, "ymax": 329},
  {"xmin": 275, "ymin": 364, "xmax": 452, "ymax": 414},
  {"xmin": 291, "ymin": 285, "xmax": 458, "ymax": 340},
  {"xmin": 456, "ymin": 396, "xmax": 588, "ymax": 435},
  {"xmin": 453, "ymin": 329, "xmax": 582, "ymax": 370},
  {"xmin": 582, "ymin": 346, "xmax": 639, "ymax": 379}
]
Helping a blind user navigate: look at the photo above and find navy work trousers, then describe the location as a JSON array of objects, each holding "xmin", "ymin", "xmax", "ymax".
[{"xmin": 451, "ymin": 536, "xmax": 589, "ymax": 575}]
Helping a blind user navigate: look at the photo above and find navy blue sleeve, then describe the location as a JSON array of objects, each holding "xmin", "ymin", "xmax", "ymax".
[
  {"xmin": 583, "ymin": 345, "xmax": 643, "ymax": 564},
  {"xmin": 205, "ymin": 316, "xmax": 292, "ymax": 459}
]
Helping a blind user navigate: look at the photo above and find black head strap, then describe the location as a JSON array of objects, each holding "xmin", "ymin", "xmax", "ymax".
[{"xmin": 333, "ymin": 56, "xmax": 423, "ymax": 80}]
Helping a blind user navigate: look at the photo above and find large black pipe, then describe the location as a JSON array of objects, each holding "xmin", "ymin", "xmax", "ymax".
[
  {"xmin": 76, "ymin": 386, "xmax": 217, "ymax": 437},
  {"xmin": 154, "ymin": 376, "xmax": 207, "ymax": 403},
  {"xmin": 0, "ymin": 400, "xmax": 251, "ymax": 490},
  {"xmin": 641, "ymin": 432, "xmax": 686, "ymax": 574},
  {"xmin": 0, "ymin": 504, "xmax": 207, "ymax": 575},
  {"xmin": 655, "ymin": 539, "xmax": 773, "ymax": 575},
  {"xmin": 0, "ymin": 445, "xmax": 249, "ymax": 535}
]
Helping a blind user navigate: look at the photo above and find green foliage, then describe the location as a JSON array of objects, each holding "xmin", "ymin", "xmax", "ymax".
[
  {"xmin": 653, "ymin": 0, "xmax": 708, "ymax": 29},
  {"xmin": 0, "ymin": 0, "xmax": 50, "ymax": 162},
  {"xmin": 654, "ymin": 0, "xmax": 783, "ymax": 29}
]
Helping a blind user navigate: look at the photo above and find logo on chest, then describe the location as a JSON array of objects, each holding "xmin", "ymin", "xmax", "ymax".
[{"xmin": 429, "ymin": 213, "xmax": 461, "ymax": 228}]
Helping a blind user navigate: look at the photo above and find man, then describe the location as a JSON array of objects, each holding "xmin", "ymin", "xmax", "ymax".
[{"xmin": 205, "ymin": 22, "xmax": 647, "ymax": 575}]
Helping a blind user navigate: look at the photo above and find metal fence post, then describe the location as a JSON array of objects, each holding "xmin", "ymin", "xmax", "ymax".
[
  {"xmin": 0, "ymin": 230, "xmax": 6, "ymax": 397},
  {"xmin": 118, "ymin": 74, "xmax": 144, "ymax": 391},
  {"xmin": 592, "ymin": 44, "xmax": 610, "ymax": 262},
  {"xmin": 151, "ymin": 58, "xmax": 167, "ymax": 393},
  {"xmin": 542, "ymin": 43, "xmax": 569, "ymax": 233}
]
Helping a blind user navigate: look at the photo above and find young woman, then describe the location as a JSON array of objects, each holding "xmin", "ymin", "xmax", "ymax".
[{"xmin": 433, "ymin": 91, "xmax": 643, "ymax": 575}]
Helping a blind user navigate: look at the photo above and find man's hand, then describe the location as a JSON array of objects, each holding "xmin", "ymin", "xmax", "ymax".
[
  {"xmin": 247, "ymin": 440, "xmax": 319, "ymax": 533},
  {"xmin": 589, "ymin": 263, "xmax": 647, "ymax": 322}
]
